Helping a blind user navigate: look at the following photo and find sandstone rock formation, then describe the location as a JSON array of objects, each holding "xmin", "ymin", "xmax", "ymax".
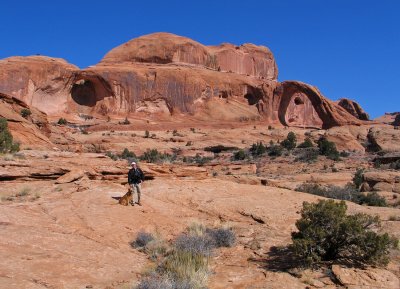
[
  {"xmin": 338, "ymin": 98, "xmax": 369, "ymax": 120},
  {"xmin": 0, "ymin": 56, "xmax": 77, "ymax": 115},
  {"xmin": 0, "ymin": 33, "xmax": 366, "ymax": 129},
  {"xmin": 277, "ymin": 81, "xmax": 364, "ymax": 128},
  {"xmin": 0, "ymin": 92, "xmax": 52, "ymax": 148}
]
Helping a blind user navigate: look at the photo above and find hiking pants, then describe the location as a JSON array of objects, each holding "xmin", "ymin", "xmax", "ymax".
[{"xmin": 130, "ymin": 183, "xmax": 141, "ymax": 204}]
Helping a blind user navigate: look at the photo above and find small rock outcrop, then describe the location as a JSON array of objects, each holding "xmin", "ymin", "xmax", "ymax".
[{"xmin": 338, "ymin": 98, "xmax": 369, "ymax": 120}]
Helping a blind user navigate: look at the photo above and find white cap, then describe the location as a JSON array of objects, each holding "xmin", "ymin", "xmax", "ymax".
[{"xmin": 131, "ymin": 161, "xmax": 137, "ymax": 165}]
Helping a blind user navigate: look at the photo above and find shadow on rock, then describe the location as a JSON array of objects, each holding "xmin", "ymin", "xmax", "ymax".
[{"xmin": 249, "ymin": 246, "xmax": 304, "ymax": 272}]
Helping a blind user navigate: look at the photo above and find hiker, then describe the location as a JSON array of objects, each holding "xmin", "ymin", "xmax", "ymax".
[{"xmin": 128, "ymin": 161, "xmax": 145, "ymax": 206}]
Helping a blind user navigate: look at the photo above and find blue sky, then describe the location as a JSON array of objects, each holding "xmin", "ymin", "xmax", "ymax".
[{"xmin": 1, "ymin": 0, "xmax": 399, "ymax": 118}]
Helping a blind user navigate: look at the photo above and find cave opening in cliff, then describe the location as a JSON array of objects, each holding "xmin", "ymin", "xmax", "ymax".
[
  {"xmin": 294, "ymin": 96, "xmax": 304, "ymax": 105},
  {"xmin": 244, "ymin": 93, "xmax": 259, "ymax": 105},
  {"xmin": 71, "ymin": 79, "xmax": 97, "ymax": 107}
]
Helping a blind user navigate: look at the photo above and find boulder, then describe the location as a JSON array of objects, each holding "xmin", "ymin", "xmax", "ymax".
[
  {"xmin": 367, "ymin": 126, "xmax": 400, "ymax": 152},
  {"xmin": 372, "ymin": 182, "xmax": 393, "ymax": 192},
  {"xmin": 363, "ymin": 171, "xmax": 400, "ymax": 184},
  {"xmin": 359, "ymin": 182, "xmax": 371, "ymax": 192}
]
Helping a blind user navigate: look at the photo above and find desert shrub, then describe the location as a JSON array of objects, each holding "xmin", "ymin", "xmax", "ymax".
[
  {"xmin": 174, "ymin": 234, "xmax": 215, "ymax": 257},
  {"xmin": 317, "ymin": 137, "xmax": 340, "ymax": 161},
  {"xmin": 161, "ymin": 250, "xmax": 209, "ymax": 289},
  {"xmin": 119, "ymin": 117, "xmax": 130, "ymax": 125},
  {"xmin": 20, "ymin": 108, "xmax": 31, "ymax": 118},
  {"xmin": 353, "ymin": 168, "xmax": 365, "ymax": 189},
  {"xmin": 120, "ymin": 148, "xmax": 137, "ymax": 161},
  {"xmin": 57, "ymin": 117, "xmax": 67, "ymax": 125},
  {"xmin": 206, "ymin": 228, "xmax": 235, "ymax": 248},
  {"xmin": 358, "ymin": 192, "xmax": 387, "ymax": 207},
  {"xmin": 249, "ymin": 142, "xmax": 266, "ymax": 156},
  {"xmin": 16, "ymin": 187, "xmax": 30, "ymax": 197},
  {"xmin": 136, "ymin": 224, "xmax": 236, "ymax": 289},
  {"xmin": 133, "ymin": 231, "xmax": 155, "ymax": 248},
  {"xmin": 233, "ymin": 149, "xmax": 246, "ymax": 161},
  {"xmin": 144, "ymin": 130, "xmax": 150, "ymax": 138},
  {"xmin": 389, "ymin": 160, "xmax": 400, "ymax": 170},
  {"xmin": 136, "ymin": 275, "xmax": 173, "ymax": 289},
  {"xmin": 389, "ymin": 215, "xmax": 400, "ymax": 221},
  {"xmin": 137, "ymin": 275, "xmax": 192, "ymax": 289},
  {"xmin": 296, "ymin": 183, "xmax": 386, "ymax": 207},
  {"xmin": 374, "ymin": 159, "xmax": 382, "ymax": 169},
  {"xmin": 204, "ymin": 145, "xmax": 238, "ymax": 153},
  {"xmin": 295, "ymin": 147, "xmax": 319, "ymax": 163},
  {"xmin": 105, "ymin": 151, "xmax": 118, "ymax": 161},
  {"xmin": 0, "ymin": 118, "xmax": 20, "ymax": 153},
  {"xmin": 340, "ymin": 151, "xmax": 350, "ymax": 157},
  {"xmin": 296, "ymin": 183, "xmax": 357, "ymax": 202},
  {"xmin": 268, "ymin": 144, "xmax": 283, "ymax": 157},
  {"xmin": 297, "ymin": 137, "xmax": 313, "ymax": 148},
  {"xmin": 192, "ymin": 153, "xmax": 212, "ymax": 165},
  {"xmin": 186, "ymin": 223, "xmax": 206, "ymax": 237},
  {"xmin": 140, "ymin": 149, "xmax": 175, "ymax": 163},
  {"xmin": 281, "ymin": 131, "xmax": 297, "ymax": 150},
  {"xmin": 291, "ymin": 199, "xmax": 397, "ymax": 266}
]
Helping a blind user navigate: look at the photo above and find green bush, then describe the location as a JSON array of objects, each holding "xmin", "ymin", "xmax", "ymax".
[
  {"xmin": 140, "ymin": 149, "xmax": 175, "ymax": 163},
  {"xmin": 57, "ymin": 118, "xmax": 67, "ymax": 125},
  {"xmin": 353, "ymin": 168, "xmax": 365, "ymax": 189},
  {"xmin": 297, "ymin": 137, "xmax": 313, "ymax": 148},
  {"xmin": 119, "ymin": 148, "xmax": 137, "ymax": 160},
  {"xmin": 233, "ymin": 149, "xmax": 246, "ymax": 161},
  {"xmin": 291, "ymin": 199, "xmax": 397, "ymax": 266},
  {"xmin": 296, "ymin": 183, "xmax": 357, "ymax": 202},
  {"xmin": 250, "ymin": 142, "xmax": 267, "ymax": 156},
  {"xmin": 105, "ymin": 151, "xmax": 118, "ymax": 161},
  {"xmin": 0, "ymin": 118, "xmax": 20, "ymax": 153},
  {"xmin": 132, "ymin": 231, "xmax": 155, "ymax": 248},
  {"xmin": 119, "ymin": 117, "xmax": 130, "ymax": 125},
  {"xmin": 296, "ymin": 183, "xmax": 387, "ymax": 207},
  {"xmin": 358, "ymin": 192, "xmax": 387, "ymax": 207},
  {"xmin": 295, "ymin": 147, "xmax": 319, "ymax": 163},
  {"xmin": 268, "ymin": 144, "xmax": 283, "ymax": 157},
  {"xmin": 389, "ymin": 160, "xmax": 400, "ymax": 170},
  {"xmin": 317, "ymin": 137, "xmax": 340, "ymax": 160},
  {"xmin": 281, "ymin": 131, "xmax": 297, "ymax": 150},
  {"xmin": 206, "ymin": 228, "xmax": 235, "ymax": 248},
  {"xmin": 20, "ymin": 108, "xmax": 31, "ymax": 118}
]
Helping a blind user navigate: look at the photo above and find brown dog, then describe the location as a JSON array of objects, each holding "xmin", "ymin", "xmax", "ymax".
[{"xmin": 119, "ymin": 187, "xmax": 133, "ymax": 206}]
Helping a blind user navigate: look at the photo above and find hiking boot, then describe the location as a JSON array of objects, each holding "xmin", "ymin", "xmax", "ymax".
[
  {"xmin": 129, "ymin": 200, "xmax": 134, "ymax": 206},
  {"xmin": 136, "ymin": 202, "xmax": 142, "ymax": 206}
]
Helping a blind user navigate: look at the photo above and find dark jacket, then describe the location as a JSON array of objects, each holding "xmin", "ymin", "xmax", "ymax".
[{"xmin": 128, "ymin": 167, "xmax": 144, "ymax": 184}]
